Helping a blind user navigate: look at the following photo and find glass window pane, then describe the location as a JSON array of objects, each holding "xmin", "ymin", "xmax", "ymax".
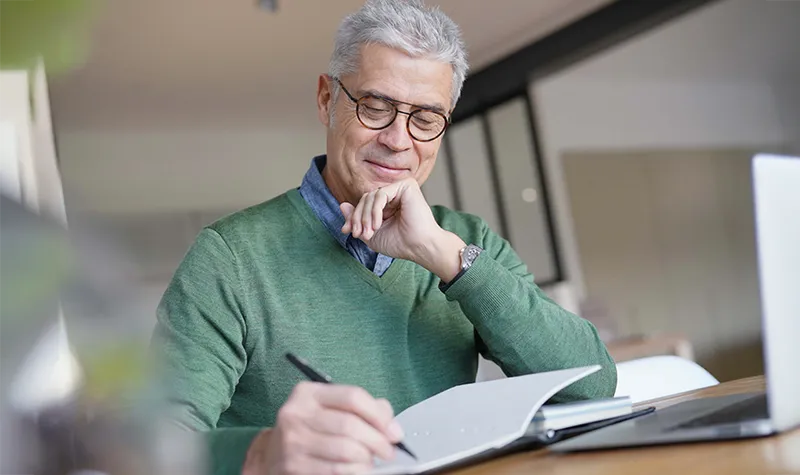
[
  {"xmin": 487, "ymin": 98, "xmax": 558, "ymax": 283},
  {"xmin": 448, "ymin": 117, "xmax": 502, "ymax": 235}
]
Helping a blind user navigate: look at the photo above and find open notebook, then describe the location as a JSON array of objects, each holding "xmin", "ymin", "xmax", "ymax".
[{"xmin": 370, "ymin": 365, "xmax": 603, "ymax": 474}]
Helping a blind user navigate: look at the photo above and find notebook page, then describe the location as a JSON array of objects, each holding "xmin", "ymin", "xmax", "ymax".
[{"xmin": 371, "ymin": 365, "xmax": 600, "ymax": 475}]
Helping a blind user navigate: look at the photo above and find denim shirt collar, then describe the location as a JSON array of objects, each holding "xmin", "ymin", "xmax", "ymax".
[{"xmin": 298, "ymin": 155, "xmax": 351, "ymax": 249}]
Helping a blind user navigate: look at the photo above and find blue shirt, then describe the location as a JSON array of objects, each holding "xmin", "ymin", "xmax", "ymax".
[{"xmin": 298, "ymin": 155, "xmax": 394, "ymax": 276}]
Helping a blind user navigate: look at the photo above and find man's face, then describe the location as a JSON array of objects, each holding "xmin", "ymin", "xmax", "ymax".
[{"xmin": 316, "ymin": 43, "xmax": 453, "ymax": 205}]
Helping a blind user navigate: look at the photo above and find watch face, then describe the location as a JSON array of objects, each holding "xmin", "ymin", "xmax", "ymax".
[{"xmin": 462, "ymin": 245, "xmax": 482, "ymax": 268}]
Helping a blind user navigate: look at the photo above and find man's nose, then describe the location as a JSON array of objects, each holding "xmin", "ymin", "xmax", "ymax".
[{"xmin": 377, "ymin": 113, "xmax": 413, "ymax": 152}]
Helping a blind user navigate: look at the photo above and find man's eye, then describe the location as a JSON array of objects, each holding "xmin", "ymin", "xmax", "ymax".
[{"xmin": 365, "ymin": 105, "xmax": 390, "ymax": 113}]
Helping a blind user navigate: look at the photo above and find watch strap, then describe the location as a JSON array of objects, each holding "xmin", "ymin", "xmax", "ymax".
[{"xmin": 438, "ymin": 267, "xmax": 467, "ymax": 293}]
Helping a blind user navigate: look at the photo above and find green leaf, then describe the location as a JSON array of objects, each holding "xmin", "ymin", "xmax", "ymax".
[{"xmin": 0, "ymin": 0, "xmax": 100, "ymax": 74}]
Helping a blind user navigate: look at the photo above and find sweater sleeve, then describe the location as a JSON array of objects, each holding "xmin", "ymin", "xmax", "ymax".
[
  {"xmin": 151, "ymin": 227, "xmax": 259, "ymax": 474},
  {"xmin": 442, "ymin": 224, "xmax": 617, "ymax": 402}
]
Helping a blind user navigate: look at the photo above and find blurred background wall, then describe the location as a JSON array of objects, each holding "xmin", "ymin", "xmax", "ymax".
[{"xmin": 32, "ymin": 0, "xmax": 800, "ymax": 382}]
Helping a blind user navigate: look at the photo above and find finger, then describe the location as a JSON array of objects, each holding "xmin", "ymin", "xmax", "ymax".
[
  {"xmin": 376, "ymin": 181, "xmax": 402, "ymax": 204},
  {"xmin": 308, "ymin": 409, "xmax": 396, "ymax": 461},
  {"xmin": 302, "ymin": 431, "xmax": 374, "ymax": 464},
  {"xmin": 315, "ymin": 386, "xmax": 402, "ymax": 440},
  {"xmin": 378, "ymin": 181, "xmax": 410, "ymax": 219},
  {"xmin": 360, "ymin": 191, "xmax": 377, "ymax": 239},
  {"xmin": 292, "ymin": 457, "xmax": 373, "ymax": 475},
  {"xmin": 332, "ymin": 462, "xmax": 374, "ymax": 475},
  {"xmin": 372, "ymin": 189, "xmax": 389, "ymax": 233},
  {"xmin": 350, "ymin": 193, "xmax": 368, "ymax": 238},
  {"xmin": 376, "ymin": 399, "xmax": 401, "ymax": 444},
  {"xmin": 340, "ymin": 202, "xmax": 355, "ymax": 234},
  {"xmin": 376, "ymin": 399, "xmax": 396, "ymax": 427}
]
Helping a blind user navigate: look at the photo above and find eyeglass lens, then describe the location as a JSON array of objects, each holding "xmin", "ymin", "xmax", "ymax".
[{"xmin": 357, "ymin": 96, "xmax": 447, "ymax": 141}]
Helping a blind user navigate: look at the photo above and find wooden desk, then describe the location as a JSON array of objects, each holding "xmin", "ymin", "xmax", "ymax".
[{"xmin": 449, "ymin": 376, "xmax": 800, "ymax": 475}]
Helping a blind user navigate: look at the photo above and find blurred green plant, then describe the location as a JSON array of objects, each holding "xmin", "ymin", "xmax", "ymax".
[
  {"xmin": 0, "ymin": 0, "xmax": 100, "ymax": 74},
  {"xmin": 79, "ymin": 342, "xmax": 150, "ymax": 402}
]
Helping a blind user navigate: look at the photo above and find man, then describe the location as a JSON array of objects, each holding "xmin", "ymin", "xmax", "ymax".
[{"xmin": 153, "ymin": 1, "xmax": 617, "ymax": 474}]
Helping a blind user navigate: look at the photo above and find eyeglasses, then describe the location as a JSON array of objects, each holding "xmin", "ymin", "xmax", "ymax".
[{"xmin": 334, "ymin": 78, "xmax": 450, "ymax": 142}]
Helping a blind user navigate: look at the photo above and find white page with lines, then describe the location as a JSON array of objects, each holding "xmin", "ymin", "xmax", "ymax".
[{"xmin": 371, "ymin": 365, "xmax": 601, "ymax": 475}]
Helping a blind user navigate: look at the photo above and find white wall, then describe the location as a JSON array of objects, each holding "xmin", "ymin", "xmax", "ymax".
[
  {"xmin": 532, "ymin": 0, "xmax": 800, "ymax": 298},
  {"xmin": 58, "ymin": 127, "xmax": 326, "ymax": 215},
  {"xmin": 771, "ymin": 79, "xmax": 800, "ymax": 154}
]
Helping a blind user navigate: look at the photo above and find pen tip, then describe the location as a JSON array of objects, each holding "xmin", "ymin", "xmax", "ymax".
[{"xmin": 397, "ymin": 442, "xmax": 416, "ymax": 459}]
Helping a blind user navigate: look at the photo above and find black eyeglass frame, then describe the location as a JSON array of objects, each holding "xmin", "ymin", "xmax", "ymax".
[{"xmin": 334, "ymin": 77, "xmax": 451, "ymax": 142}]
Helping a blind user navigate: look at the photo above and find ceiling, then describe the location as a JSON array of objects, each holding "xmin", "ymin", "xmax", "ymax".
[
  {"xmin": 553, "ymin": 0, "xmax": 800, "ymax": 83},
  {"xmin": 49, "ymin": 0, "xmax": 612, "ymax": 130}
]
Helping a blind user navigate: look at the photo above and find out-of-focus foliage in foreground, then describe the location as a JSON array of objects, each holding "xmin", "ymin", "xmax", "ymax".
[{"xmin": 0, "ymin": 0, "xmax": 100, "ymax": 73}]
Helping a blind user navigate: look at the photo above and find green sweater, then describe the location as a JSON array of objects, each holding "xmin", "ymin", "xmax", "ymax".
[{"xmin": 153, "ymin": 188, "xmax": 616, "ymax": 474}]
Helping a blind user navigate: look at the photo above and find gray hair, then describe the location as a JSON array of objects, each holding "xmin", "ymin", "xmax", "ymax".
[{"xmin": 328, "ymin": 0, "xmax": 469, "ymax": 113}]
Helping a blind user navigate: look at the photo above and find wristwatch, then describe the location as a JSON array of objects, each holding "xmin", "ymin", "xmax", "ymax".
[
  {"xmin": 459, "ymin": 244, "xmax": 483, "ymax": 271},
  {"xmin": 440, "ymin": 243, "xmax": 483, "ymax": 293}
]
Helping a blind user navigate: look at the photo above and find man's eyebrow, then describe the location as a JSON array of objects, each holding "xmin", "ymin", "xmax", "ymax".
[{"xmin": 358, "ymin": 88, "xmax": 448, "ymax": 115}]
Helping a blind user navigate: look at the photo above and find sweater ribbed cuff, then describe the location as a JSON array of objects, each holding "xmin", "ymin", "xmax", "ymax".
[
  {"xmin": 441, "ymin": 251, "xmax": 516, "ymax": 312},
  {"xmin": 439, "ymin": 251, "xmax": 536, "ymax": 354}
]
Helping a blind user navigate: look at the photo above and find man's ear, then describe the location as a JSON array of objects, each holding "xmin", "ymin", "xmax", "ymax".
[{"xmin": 317, "ymin": 74, "xmax": 333, "ymax": 127}]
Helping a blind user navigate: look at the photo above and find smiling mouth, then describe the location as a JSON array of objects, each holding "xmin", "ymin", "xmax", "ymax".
[{"xmin": 366, "ymin": 160, "xmax": 409, "ymax": 174}]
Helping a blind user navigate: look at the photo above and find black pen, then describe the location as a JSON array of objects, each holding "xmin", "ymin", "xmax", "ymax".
[{"xmin": 285, "ymin": 352, "xmax": 417, "ymax": 460}]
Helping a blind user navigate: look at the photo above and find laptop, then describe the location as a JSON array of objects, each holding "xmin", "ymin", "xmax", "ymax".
[{"xmin": 550, "ymin": 153, "xmax": 800, "ymax": 452}]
